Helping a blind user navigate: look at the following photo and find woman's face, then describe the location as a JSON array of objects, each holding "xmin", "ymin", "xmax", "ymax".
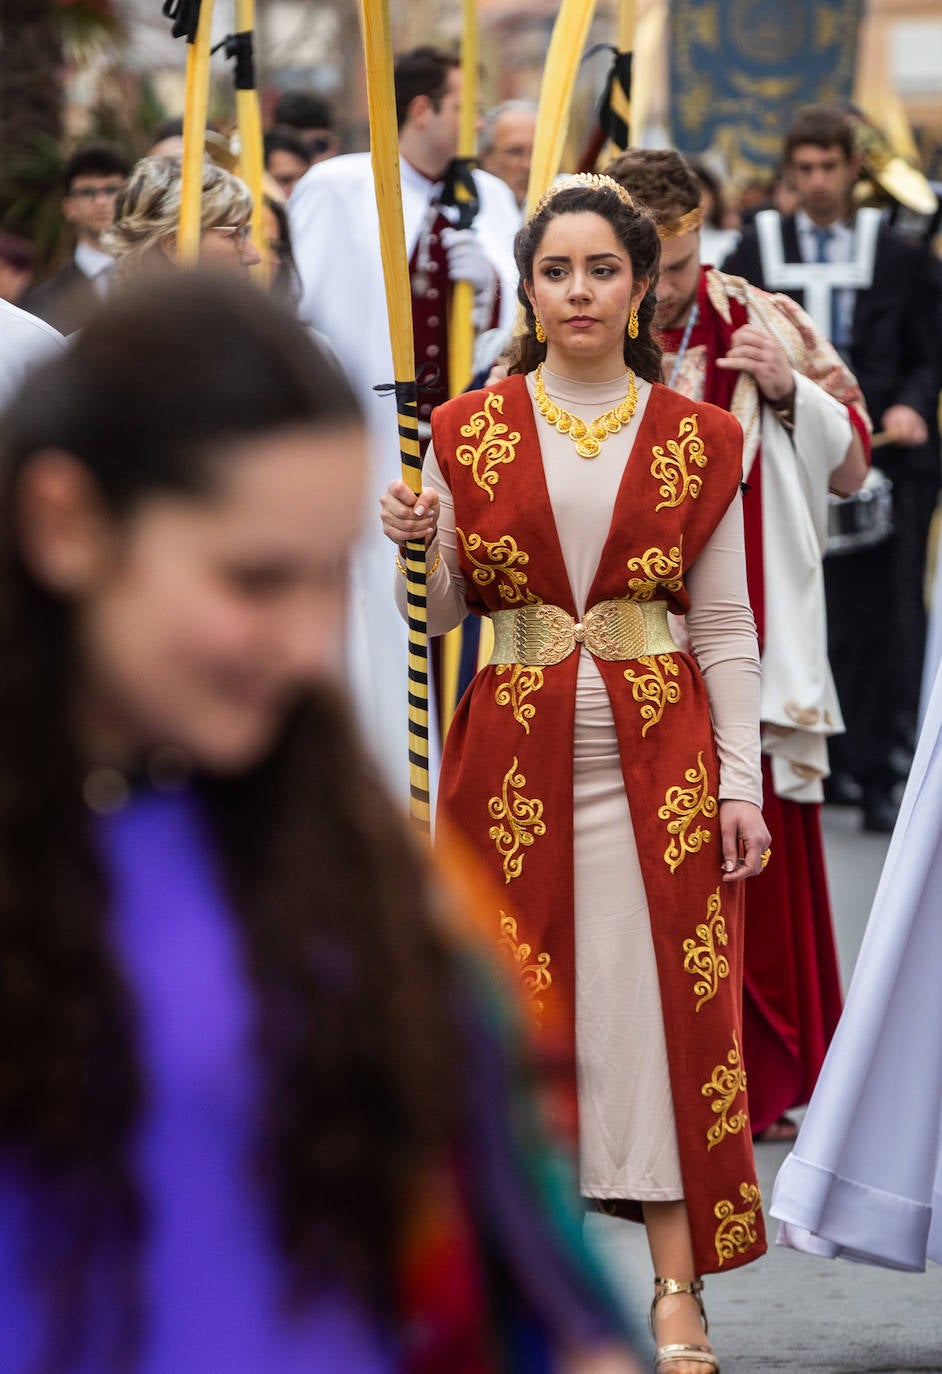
[
  {"xmin": 70, "ymin": 424, "xmax": 367, "ymax": 773},
  {"xmin": 525, "ymin": 210, "xmax": 648, "ymax": 374}
]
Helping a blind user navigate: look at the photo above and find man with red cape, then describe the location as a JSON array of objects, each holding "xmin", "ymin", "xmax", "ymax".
[{"xmin": 606, "ymin": 150, "xmax": 870, "ymax": 1140}]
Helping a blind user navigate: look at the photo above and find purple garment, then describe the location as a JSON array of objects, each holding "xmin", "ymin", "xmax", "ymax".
[{"xmin": 0, "ymin": 788, "xmax": 394, "ymax": 1374}]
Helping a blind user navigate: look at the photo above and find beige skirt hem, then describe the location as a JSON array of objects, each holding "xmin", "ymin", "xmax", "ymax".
[{"xmin": 582, "ymin": 1185, "xmax": 685, "ymax": 1202}]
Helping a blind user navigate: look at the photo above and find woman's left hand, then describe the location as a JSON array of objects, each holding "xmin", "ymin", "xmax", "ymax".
[{"xmin": 719, "ymin": 800, "xmax": 771, "ymax": 882}]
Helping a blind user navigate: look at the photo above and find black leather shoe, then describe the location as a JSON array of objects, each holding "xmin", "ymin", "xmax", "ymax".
[
  {"xmin": 824, "ymin": 772, "xmax": 864, "ymax": 807},
  {"xmin": 862, "ymin": 789, "xmax": 899, "ymax": 834}
]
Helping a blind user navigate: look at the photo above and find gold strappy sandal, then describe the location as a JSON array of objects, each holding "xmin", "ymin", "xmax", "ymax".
[{"xmin": 649, "ymin": 1276, "xmax": 720, "ymax": 1373}]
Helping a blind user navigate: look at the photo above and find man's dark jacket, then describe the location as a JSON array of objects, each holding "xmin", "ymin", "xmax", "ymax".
[{"xmin": 722, "ymin": 214, "xmax": 939, "ymax": 433}]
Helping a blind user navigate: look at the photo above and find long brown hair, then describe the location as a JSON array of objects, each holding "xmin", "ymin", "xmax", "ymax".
[
  {"xmin": 510, "ymin": 179, "xmax": 663, "ymax": 381},
  {"xmin": 0, "ymin": 275, "xmax": 458, "ymax": 1367}
]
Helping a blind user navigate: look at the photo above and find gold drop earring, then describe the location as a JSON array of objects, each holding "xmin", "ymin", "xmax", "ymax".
[
  {"xmin": 627, "ymin": 308, "xmax": 639, "ymax": 340},
  {"xmin": 534, "ymin": 315, "xmax": 547, "ymax": 344}
]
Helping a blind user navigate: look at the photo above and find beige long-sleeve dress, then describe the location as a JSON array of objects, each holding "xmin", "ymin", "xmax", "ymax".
[{"xmin": 399, "ymin": 367, "xmax": 762, "ymax": 1199}]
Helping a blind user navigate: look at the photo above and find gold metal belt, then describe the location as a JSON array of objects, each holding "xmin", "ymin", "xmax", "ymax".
[{"xmin": 488, "ymin": 597, "xmax": 676, "ymax": 667}]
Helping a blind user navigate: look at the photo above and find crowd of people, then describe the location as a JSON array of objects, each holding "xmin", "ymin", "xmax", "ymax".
[{"xmin": 1, "ymin": 43, "xmax": 941, "ymax": 1374}]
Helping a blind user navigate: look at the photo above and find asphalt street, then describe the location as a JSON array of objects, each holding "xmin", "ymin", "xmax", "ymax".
[{"xmin": 584, "ymin": 804, "xmax": 942, "ymax": 1374}]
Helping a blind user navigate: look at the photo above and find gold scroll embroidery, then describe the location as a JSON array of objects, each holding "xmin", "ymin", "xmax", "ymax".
[
  {"xmin": 714, "ymin": 1183, "xmax": 762, "ymax": 1266},
  {"xmin": 626, "ymin": 540, "xmax": 684, "ymax": 601},
  {"xmin": 488, "ymin": 757, "xmax": 547, "ymax": 883},
  {"xmin": 659, "ymin": 752, "xmax": 717, "ymax": 874},
  {"xmin": 651, "ymin": 414, "xmax": 708, "ymax": 510},
  {"xmin": 682, "ymin": 887, "xmax": 730, "ymax": 1011},
  {"xmin": 623, "ymin": 654, "xmax": 681, "ymax": 736},
  {"xmin": 494, "ymin": 664, "xmax": 544, "ymax": 734},
  {"xmin": 458, "ymin": 529, "xmax": 541, "ymax": 606},
  {"xmin": 498, "ymin": 910, "xmax": 552, "ymax": 1019},
  {"xmin": 455, "ymin": 392, "xmax": 521, "ymax": 501},
  {"xmin": 702, "ymin": 1030, "xmax": 749, "ymax": 1151}
]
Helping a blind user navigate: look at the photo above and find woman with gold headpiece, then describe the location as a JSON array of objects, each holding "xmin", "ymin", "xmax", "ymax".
[{"xmin": 382, "ymin": 174, "xmax": 771, "ymax": 1373}]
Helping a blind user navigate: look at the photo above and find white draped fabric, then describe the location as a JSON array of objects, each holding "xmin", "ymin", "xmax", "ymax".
[
  {"xmin": 755, "ymin": 375, "xmax": 849, "ymax": 802},
  {"xmin": 668, "ymin": 271, "xmax": 855, "ymax": 803},
  {"xmin": 289, "ymin": 154, "xmax": 520, "ymax": 799},
  {"xmin": 0, "ymin": 299, "xmax": 66, "ymax": 411},
  {"xmin": 770, "ymin": 660, "xmax": 942, "ymax": 1270}
]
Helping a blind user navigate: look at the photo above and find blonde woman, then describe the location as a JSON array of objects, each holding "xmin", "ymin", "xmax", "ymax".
[{"xmin": 105, "ymin": 156, "xmax": 261, "ymax": 279}]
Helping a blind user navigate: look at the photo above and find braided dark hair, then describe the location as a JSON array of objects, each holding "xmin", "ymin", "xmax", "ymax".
[{"xmin": 510, "ymin": 179, "xmax": 662, "ymax": 382}]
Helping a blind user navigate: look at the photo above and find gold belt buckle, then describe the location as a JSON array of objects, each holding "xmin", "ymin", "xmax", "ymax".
[
  {"xmin": 511, "ymin": 603, "xmax": 574, "ymax": 666},
  {"xmin": 583, "ymin": 598, "xmax": 649, "ymax": 661},
  {"xmin": 490, "ymin": 597, "xmax": 674, "ymax": 667}
]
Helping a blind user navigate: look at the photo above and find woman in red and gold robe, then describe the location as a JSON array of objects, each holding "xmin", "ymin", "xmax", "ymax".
[{"xmin": 383, "ymin": 175, "xmax": 771, "ymax": 1374}]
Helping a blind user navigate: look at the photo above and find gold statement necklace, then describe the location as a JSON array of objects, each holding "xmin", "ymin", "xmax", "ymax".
[{"xmin": 533, "ymin": 363, "xmax": 638, "ymax": 459}]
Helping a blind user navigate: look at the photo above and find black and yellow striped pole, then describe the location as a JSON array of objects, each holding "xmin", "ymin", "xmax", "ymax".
[
  {"xmin": 358, "ymin": 0, "xmax": 431, "ymax": 829},
  {"xmin": 163, "ymin": 0, "xmax": 215, "ymax": 265}
]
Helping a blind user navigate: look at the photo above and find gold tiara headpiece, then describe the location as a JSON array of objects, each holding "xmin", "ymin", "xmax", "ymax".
[
  {"xmin": 531, "ymin": 173, "xmax": 635, "ymax": 220},
  {"xmin": 656, "ymin": 206, "xmax": 704, "ymax": 239}
]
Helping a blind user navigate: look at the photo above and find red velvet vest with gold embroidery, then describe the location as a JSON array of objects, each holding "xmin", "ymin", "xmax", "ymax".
[{"xmin": 432, "ymin": 374, "xmax": 766, "ymax": 1275}]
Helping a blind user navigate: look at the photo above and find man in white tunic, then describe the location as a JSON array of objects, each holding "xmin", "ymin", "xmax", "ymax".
[{"xmin": 289, "ymin": 46, "xmax": 520, "ymax": 797}]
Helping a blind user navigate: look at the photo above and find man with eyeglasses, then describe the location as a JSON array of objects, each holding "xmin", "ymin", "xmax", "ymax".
[
  {"xmin": 478, "ymin": 100, "xmax": 537, "ymax": 213},
  {"xmin": 21, "ymin": 142, "xmax": 130, "ymax": 336}
]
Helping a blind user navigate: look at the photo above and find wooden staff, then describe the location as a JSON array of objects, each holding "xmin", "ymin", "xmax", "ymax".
[
  {"xmin": 525, "ymin": 0, "xmax": 601, "ymax": 215},
  {"xmin": 178, "ymin": 0, "xmax": 215, "ymax": 266},
  {"xmin": 604, "ymin": 0, "xmax": 636, "ymax": 162},
  {"xmin": 440, "ymin": 0, "xmax": 480, "ymax": 739},
  {"xmin": 232, "ymin": 0, "xmax": 265, "ymax": 282},
  {"xmin": 448, "ymin": 0, "xmax": 479, "ymax": 399},
  {"xmin": 358, "ymin": 0, "xmax": 431, "ymax": 828}
]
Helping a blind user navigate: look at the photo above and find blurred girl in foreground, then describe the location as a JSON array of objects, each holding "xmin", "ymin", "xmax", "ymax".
[{"xmin": 0, "ymin": 275, "xmax": 639, "ymax": 1374}]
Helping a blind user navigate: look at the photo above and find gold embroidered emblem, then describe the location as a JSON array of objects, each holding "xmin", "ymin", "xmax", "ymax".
[
  {"xmin": 455, "ymin": 392, "xmax": 521, "ymax": 501},
  {"xmin": 494, "ymin": 664, "xmax": 544, "ymax": 733},
  {"xmin": 682, "ymin": 887, "xmax": 730, "ymax": 1011},
  {"xmin": 702, "ymin": 1030, "xmax": 749, "ymax": 1151},
  {"xmin": 488, "ymin": 757, "xmax": 547, "ymax": 883},
  {"xmin": 623, "ymin": 654, "xmax": 681, "ymax": 735},
  {"xmin": 626, "ymin": 540, "xmax": 684, "ymax": 601},
  {"xmin": 659, "ymin": 752, "xmax": 717, "ymax": 874},
  {"xmin": 498, "ymin": 910, "xmax": 552, "ymax": 1019},
  {"xmin": 458, "ymin": 529, "xmax": 541, "ymax": 606},
  {"xmin": 651, "ymin": 414, "xmax": 708, "ymax": 510},
  {"xmin": 714, "ymin": 1183, "xmax": 762, "ymax": 1265}
]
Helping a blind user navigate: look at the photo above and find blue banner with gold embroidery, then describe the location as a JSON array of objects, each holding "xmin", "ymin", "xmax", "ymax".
[{"xmin": 669, "ymin": 0, "xmax": 863, "ymax": 173}]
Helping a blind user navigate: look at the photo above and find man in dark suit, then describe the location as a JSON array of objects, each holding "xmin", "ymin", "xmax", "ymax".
[
  {"xmin": 723, "ymin": 106, "xmax": 941, "ymax": 832},
  {"xmin": 20, "ymin": 143, "xmax": 130, "ymax": 336}
]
